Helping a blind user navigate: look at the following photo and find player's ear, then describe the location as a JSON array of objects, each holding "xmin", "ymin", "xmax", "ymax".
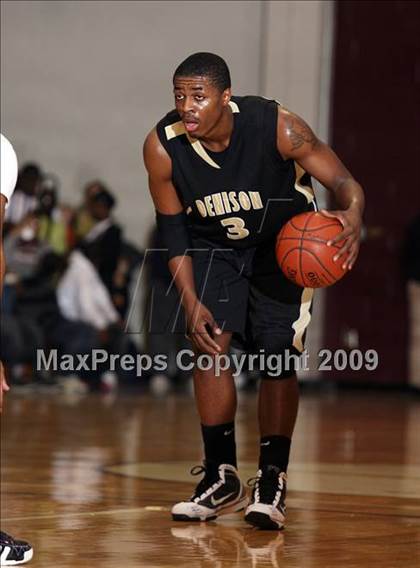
[{"xmin": 222, "ymin": 88, "xmax": 231, "ymax": 106}]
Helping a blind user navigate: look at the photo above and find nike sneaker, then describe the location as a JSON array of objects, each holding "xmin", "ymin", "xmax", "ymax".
[
  {"xmin": 172, "ymin": 462, "xmax": 248, "ymax": 522},
  {"xmin": 0, "ymin": 532, "xmax": 33, "ymax": 566},
  {"xmin": 245, "ymin": 466, "xmax": 287, "ymax": 530}
]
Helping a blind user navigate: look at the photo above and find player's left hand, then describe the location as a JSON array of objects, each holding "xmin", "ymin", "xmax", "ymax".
[
  {"xmin": 321, "ymin": 207, "xmax": 362, "ymax": 270},
  {"xmin": 0, "ymin": 360, "xmax": 10, "ymax": 413}
]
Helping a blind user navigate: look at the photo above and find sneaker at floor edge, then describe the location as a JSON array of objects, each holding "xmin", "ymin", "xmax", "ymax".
[
  {"xmin": 0, "ymin": 532, "xmax": 33, "ymax": 566},
  {"xmin": 172, "ymin": 462, "xmax": 248, "ymax": 522},
  {"xmin": 244, "ymin": 466, "xmax": 287, "ymax": 530}
]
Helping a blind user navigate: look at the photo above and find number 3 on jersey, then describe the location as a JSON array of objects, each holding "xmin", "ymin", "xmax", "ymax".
[{"xmin": 220, "ymin": 217, "xmax": 250, "ymax": 240}]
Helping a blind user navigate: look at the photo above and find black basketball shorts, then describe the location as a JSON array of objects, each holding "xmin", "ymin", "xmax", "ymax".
[{"xmin": 191, "ymin": 234, "xmax": 314, "ymax": 379}]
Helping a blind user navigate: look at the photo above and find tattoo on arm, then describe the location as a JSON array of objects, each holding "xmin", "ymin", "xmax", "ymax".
[{"xmin": 285, "ymin": 115, "xmax": 319, "ymax": 151}]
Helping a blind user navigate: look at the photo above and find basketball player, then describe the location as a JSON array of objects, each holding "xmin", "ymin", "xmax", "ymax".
[
  {"xmin": 143, "ymin": 53, "xmax": 364, "ymax": 530},
  {"xmin": 1, "ymin": 133, "xmax": 34, "ymax": 564}
]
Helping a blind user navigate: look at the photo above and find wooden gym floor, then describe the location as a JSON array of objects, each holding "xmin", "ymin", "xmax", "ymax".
[{"xmin": 1, "ymin": 388, "xmax": 419, "ymax": 567}]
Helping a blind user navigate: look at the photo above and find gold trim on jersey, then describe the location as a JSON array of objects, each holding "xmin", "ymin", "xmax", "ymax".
[
  {"xmin": 228, "ymin": 100, "xmax": 240, "ymax": 113},
  {"xmin": 188, "ymin": 138, "xmax": 221, "ymax": 169},
  {"xmin": 164, "ymin": 100, "xmax": 240, "ymax": 169},
  {"xmin": 294, "ymin": 162, "xmax": 315, "ymax": 204},
  {"xmin": 165, "ymin": 121, "xmax": 185, "ymax": 140},
  {"xmin": 292, "ymin": 287, "xmax": 314, "ymax": 352},
  {"xmin": 164, "ymin": 120, "xmax": 220, "ymax": 169}
]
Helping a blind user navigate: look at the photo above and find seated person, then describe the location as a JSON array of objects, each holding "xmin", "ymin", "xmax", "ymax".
[
  {"xmin": 4, "ymin": 216, "xmax": 50, "ymax": 281},
  {"xmin": 57, "ymin": 249, "xmax": 137, "ymax": 385},
  {"xmin": 1, "ymin": 252, "xmax": 99, "ymax": 387},
  {"xmin": 73, "ymin": 180, "xmax": 104, "ymax": 240},
  {"xmin": 4, "ymin": 162, "xmax": 43, "ymax": 233},
  {"xmin": 36, "ymin": 175, "xmax": 75, "ymax": 254},
  {"xmin": 78, "ymin": 186, "xmax": 122, "ymax": 294},
  {"xmin": 57, "ymin": 248, "xmax": 120, "ymax": 331}
]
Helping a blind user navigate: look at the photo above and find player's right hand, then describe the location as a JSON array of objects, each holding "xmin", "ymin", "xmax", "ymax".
[
  {"xmin": 185, "ymin": 300, "xmax": 222, "ymax": 355},
  {"xmin": 0, "ymin": 360, "xmax": 10, "ymax": 413}
]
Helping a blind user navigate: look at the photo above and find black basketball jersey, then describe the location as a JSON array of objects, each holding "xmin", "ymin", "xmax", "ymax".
[{"xmin": 156, "ymin": 96, "xmax": 316, "ymax": 249}]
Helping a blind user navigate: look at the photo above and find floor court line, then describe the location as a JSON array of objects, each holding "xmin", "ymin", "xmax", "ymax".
[
  {"xmin": 4, "ymin": 503, "xmax": 420, "ymax": 523},
  {"xmin": 2, "ymin": 506, "xmax": 170, "ymax": 522}
]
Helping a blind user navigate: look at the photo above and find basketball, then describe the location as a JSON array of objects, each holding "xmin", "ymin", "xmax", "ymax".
[{"xmin": 276, "ymin": 211, "xmax": 347, "ymax": 288}]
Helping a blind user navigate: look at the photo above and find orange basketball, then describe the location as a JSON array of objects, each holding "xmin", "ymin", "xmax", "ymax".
[{"xmin": 276, "ymin": 211, "xmax": 347, "ymax": 288}]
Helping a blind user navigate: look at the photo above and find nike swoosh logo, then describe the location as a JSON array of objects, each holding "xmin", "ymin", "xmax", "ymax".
[
  {"xmin": 224, "ymin": 430, "xmax": 233, "ymax": 436},
  {"xmin": 260, "ymin": 441, "xmax": 270, "ymax": 446},
  {"xmin": 210, "ymin": 492, "xmax": 236, "ymax": 506}
]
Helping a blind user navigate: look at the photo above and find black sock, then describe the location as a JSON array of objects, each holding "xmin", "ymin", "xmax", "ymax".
[
  {"xmin": 201, "ymin": 422, "xmax": 237, "ymax": 468},
  {"xmin": 259, "ymin": 435, "xmax": 291, "ymax": 472}
]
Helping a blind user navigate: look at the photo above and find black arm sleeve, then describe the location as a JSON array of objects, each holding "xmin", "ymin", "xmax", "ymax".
[{"xmin": 155, "ymin": 210, "xmax": 193, "ymax": 260}]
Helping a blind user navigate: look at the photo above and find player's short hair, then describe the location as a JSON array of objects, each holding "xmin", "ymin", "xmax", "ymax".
[{"xmin": 173, "ymin": 52, "xmax": 231, "ymax": 92}]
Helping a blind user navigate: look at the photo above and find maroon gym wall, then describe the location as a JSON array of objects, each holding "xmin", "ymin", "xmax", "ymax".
[{"xmin": 324, "ymin": 0, "xmax": 420, "ymax": 384}]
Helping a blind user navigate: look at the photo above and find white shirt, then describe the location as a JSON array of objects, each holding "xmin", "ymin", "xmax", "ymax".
[
  {"xmin": 84, "ymin": 217, "xmax": 113, "ymax": 242},
  {"xmin": 57, "ymin": 250, "xmax": 119, "ymax": 330},
  {"xmin": 4, "ymin": 190, "xmax": 38, "ymax": 224},
  {"xmin": 1, "ymin": 133, "xmax": 18, "ymax": 205}
]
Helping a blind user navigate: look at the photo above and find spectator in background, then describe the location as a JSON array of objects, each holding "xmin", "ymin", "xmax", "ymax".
[
  {"xmin": 56, "ymin": 248, "xmax": 135, "ymax": 391},
  {"xmin": 4, "ymin": 216, "xmax": 50, "ymax": 282},
  {"xmin": 73, "ymin": 180, "xmax": 103, "ymax": 240},
  {"xmin": 4, "ymin": 162, "xmax": 43, "ymax": 231},
  {"xmin": 403, "ymin": 213, "xmax": 420, "ymax": 389},
  {"xmin": 1, "ymin": 251, "xmax": 101, "ymax": 393},
  {"xmin": 2, "ymin": 217, "xmax": 51, "ymax": 382},
  {"xmin": 57, "ymin": 248, "xmax": 120, "ymax": 331},
  {"xmin": 37, "ymin": 175, "xmax": 75, "ymax": 255},
  {"xmin": 79, "ymin": 186, "xmax": 122, "ymax": 294}
]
